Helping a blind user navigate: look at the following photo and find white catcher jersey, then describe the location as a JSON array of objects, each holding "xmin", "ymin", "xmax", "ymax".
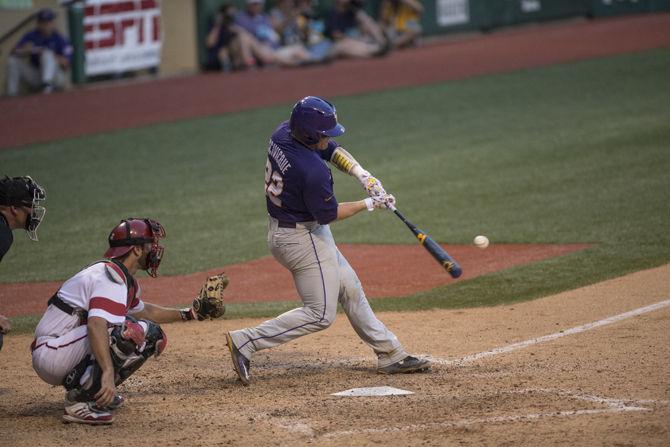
[{"xmin": 34, "ymin": 261, "xmax": 145, "ymax": 339}]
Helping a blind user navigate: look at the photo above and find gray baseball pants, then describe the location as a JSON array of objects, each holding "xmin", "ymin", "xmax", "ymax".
[
  {"xmin": 229, "ymin": 216, "xmax": 408, "ymax": 368},
  {"xmin": 6, "ymin": 50, "xmax": 67, "ymax": 96}
]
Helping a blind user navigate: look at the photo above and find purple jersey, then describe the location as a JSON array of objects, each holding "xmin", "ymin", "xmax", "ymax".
[
  {"xmin": 14, "ymin": 29, "xmax": 72, "ymax": 68},
  {"xmin": 265, "ymin": 121, "xmax": 339, "ymax": 225}
]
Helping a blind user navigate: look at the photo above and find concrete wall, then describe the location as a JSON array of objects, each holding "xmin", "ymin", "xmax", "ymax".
[{"xmin": 160, "ymin": 0, "xmax": 198, "ymax": 76}]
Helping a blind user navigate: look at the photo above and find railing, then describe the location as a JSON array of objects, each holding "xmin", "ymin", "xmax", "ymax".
[{"xmin": 0, "ymin": 11, "xmax": 38, "ymax": 53}]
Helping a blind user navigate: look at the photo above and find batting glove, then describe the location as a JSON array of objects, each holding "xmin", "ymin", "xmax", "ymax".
[
  {"xmin": 362, "ymin": 175, "xmax": 387, "ymax": 199},
  {"xmin": 365, "ymin": 194, "xmax": 395, "ymax": 210}
]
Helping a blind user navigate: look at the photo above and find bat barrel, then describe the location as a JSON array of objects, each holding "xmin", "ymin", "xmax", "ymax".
[{"xmin": 390, "ymin": 206, "xmax": 462, "ymax": 278}]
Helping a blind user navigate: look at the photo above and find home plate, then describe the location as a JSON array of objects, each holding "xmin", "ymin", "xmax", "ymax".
[{"xmin": 331, "ymin": 386, "xmax": 414, "ymax": 397}]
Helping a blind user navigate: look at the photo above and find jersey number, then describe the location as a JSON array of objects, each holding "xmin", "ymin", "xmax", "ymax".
[{"xmin": 265, "ymin": 159, "xmax": 283, "ymax": 207}]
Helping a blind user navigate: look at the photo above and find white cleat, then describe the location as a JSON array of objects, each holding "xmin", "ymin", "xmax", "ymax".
[{"xmin": 62, "ymin": 402, "xmax": 114, "ymax": 425}]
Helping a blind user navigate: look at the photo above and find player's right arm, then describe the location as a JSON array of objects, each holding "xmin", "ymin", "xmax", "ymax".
[
  {"xmin": 84, "ymin": 270, "xmax": 130, "ymax": 407},
  {"xmin": 87, "ymin": 316, "xmax": 116, "ymax": 407},
  {"xmin": 335, "ymin": 200, "xmax": 368, "ymax": 221},
  {"xmin": 336, "ymin": 194, "xmax": 395, "ymax": 220}
]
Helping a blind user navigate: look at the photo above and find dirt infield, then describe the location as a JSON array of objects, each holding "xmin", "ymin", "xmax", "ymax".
[
  {"xmin": 1, "ymin": 263, "xmax": 668, "ymax": 446},
  {"xmin": 2, "ymin": 13, "xmax": 670, "ymax": 149},
  {"xmin": 0, "ymin": 243, "xmax": 588, "ymax": 317}
]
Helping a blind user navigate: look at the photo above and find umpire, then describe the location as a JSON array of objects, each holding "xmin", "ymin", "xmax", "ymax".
[{"xmin": 0, "ymin": 175, "xmax": 47, "ymax": 348}]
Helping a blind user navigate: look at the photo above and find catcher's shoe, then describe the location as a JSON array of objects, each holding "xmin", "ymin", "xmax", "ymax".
[
  {"xmin": 104, "ymin": 394, "xmax": 125, "ymax": 411},
  {"xmin": 377, "ymin": 356, "xmax": 431, "ymax": 374},
  {"xmin": 62, "ymin": 402, "xmax": 114, "ymax": 425},
  {"xmin": 66, "ymin": 390, "xmax": 124, "ymax": 411},
  {"xmin": 225, "ymin": 332, "xmax": 251, "ymax": 386}
]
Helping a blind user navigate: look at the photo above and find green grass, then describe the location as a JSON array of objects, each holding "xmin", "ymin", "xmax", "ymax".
[{"xmin": 2, "ymin": 48, "xmax": 670, "ymax": 333}]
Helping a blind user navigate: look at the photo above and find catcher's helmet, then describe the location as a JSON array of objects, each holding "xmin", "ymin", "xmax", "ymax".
[
  {"xmin": 289, "ymin": 96, "xmax": 345, "ymax": 145},
  {"xmin": 0, "ymin": 175, "xmax": 46, "ymax": 241},
  {"xmin": 104, "ymin": 218, "xmax": 166, "ymax": 277}
]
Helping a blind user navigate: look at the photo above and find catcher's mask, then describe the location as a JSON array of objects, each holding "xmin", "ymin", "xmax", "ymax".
[
  {"xmin": 104, "ymin": 218, "xmax": 166, "ymax": 277},
  {"xmin": 0, "ymin": 175, "xmax": 46, "ymax": 241}
]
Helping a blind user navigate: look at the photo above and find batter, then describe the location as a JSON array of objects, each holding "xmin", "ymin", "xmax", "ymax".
[{"xmin": 226, "ymin": 96, "xmax": 430, "ymax": 385}]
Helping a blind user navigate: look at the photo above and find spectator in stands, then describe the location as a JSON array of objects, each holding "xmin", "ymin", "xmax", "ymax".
[
  {"xmin": 205, "ymin": 4, "xmax": 242, "ymax": 71},
  {"xmin": 379, "ymin": 0, "xmax": 423, "ymax": 48},
  {"xmin": 270, "ymin": 0, "xmax": 333, "ymax": 64},
  {"xmin": 270, "ymin": 0, "xmax": 301, "ymax": 46},
  {"xmin": 234, "ymin": 0, "xmax": 314, "ymax": 67},
  {"xmin": 236, "ymin": 0, "xmax": 282, "ymax": 49},
  {"xmin": 325, "ymin": 0, "xmax": 390, "ymax": 59},
  {"xmin": 6, "ymin": 8, "xmax": 72, "ymax": 96},
  {"xmin": 326, "ymin": 0, "xmax": 390, "ymax": 58}
]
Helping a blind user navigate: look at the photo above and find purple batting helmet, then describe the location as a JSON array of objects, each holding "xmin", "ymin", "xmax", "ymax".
[{"xmin": 289, "ymin": 96, "xmax": 345, "ymax": 145}]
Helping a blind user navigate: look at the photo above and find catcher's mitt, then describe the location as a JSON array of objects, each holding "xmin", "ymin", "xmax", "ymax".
[{"xmin": 192, "ymin": 273, "xmax": 229, "ymax": 320}]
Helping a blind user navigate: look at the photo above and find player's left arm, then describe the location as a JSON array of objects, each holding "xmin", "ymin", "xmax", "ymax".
[{"xmin": 328, "ymin": 146, "xmax": 390, "ymax": 201}]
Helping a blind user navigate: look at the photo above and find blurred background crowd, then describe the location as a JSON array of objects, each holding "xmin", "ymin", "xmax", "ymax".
[{"xmin": 203, "ymin": 0, "xmax": 423, "ymax": 71}]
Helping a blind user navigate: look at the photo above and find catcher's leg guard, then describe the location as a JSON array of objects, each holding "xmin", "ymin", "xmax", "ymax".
[
  {"xmin": 113, "ymin": 319, "xmax": 167, "ymax": 386},
  {"xmin": 63, "ymin": 318, "xmax": 167, "ymax": 401},
  {"xmin": 63, "ymin": 358, "xmax": 102, "ymax": 403},
  {"xmin": 63, "ymin": 355, "xmax": 95, "ymax": 392}
]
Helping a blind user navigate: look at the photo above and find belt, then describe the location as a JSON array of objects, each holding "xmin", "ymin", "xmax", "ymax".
[
  {"xmin": 277, "ymin": 221, "xmax": 297, "ymax": 228},
  {"xmin": 32, "ymin": 295, "xmax": 88, "ymax": 352},
  {"xmin": 47, "ymin": 294, "xmax": 88, "ymax": 323}
]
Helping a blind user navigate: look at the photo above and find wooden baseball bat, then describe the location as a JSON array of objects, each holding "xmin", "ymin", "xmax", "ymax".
[{"xmin": 389, "ymin": 205, "xmax": 462, "ymax": 278}]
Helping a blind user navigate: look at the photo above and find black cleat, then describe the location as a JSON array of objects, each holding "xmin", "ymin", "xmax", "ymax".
[
  {"xmin": 377, "ymin": 356, "xmax": 431, "ymax": 374},
  {"xmin": 66, "ymin": 389, "xmax": 124, "ymax": 411},
  {"xmin": 225, "ymin": 332, "xmax": 251, "ymax": 386}
]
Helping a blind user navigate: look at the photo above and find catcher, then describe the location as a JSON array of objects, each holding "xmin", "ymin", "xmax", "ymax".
[{"xmin": 31, "ymin": 217, "xmax": 227, "ymax": 425}]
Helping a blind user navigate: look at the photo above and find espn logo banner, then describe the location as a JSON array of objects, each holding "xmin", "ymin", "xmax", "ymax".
[{"xmin": 83, "ymin": 0, "xmax": 161, "ymax": 76}]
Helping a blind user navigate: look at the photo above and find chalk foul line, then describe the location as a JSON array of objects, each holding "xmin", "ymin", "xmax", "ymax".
[{"xmin": 427, "ymin": 299, "xmax": 670, "ymax": 366}]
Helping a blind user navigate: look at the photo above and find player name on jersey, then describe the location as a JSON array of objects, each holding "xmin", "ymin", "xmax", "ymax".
[{"xmin": 268, "ymin": 140, "xmax": 292, "ymax": 174}]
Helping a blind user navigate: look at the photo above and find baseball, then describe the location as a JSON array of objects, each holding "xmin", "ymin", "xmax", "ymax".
[{"xmin": 473, "ymin": 235, "xmax": 489, "ymax": 249}]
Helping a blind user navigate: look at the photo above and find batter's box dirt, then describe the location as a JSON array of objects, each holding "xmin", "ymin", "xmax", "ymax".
[
  {"xmin": 222, "ymin": 383, "xmax": 652, "ymax": 440},
  {"xmin": 315, "ymin": 389, "xmax": 652, "ymax": 439}
]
